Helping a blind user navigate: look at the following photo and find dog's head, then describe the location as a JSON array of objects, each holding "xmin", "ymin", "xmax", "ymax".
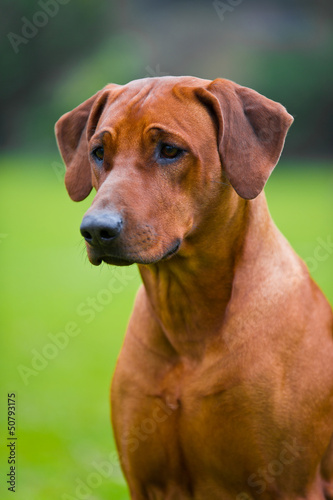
[{"xmin": 55, "ymin": 76, "xmax": 293, "ymax": 266}]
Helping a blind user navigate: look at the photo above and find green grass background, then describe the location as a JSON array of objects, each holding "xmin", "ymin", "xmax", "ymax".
[{"xmin": 0, "ymin": 156, "xmax": 332, "ymax": 500}]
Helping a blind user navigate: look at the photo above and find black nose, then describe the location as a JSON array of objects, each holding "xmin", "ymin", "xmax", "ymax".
[{"xmin": 80, "ymin": 211, "xmax": 123, "ymax": 246}]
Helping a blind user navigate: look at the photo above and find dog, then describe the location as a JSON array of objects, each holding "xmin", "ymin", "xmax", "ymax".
[{"xmin": 55, "ymin": 76, "xmax": 333, "ymax": 499}]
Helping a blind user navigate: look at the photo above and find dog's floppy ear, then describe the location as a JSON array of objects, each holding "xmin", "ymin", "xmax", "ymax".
[
  {"xmin": 196, "ymin": 79, "xmax": 293, "ymax": 200},
  {"xmin": 55, "ymin": 88, "xmax": 112, "ymax": 201}
]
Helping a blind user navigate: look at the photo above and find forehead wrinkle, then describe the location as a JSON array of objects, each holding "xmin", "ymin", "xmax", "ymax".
[
  {"xmin": 144, "ymin": 101, "xmax": 211, "ymax": 145},
  {"xmin": 96, "ymin": 82, "xmax": 215, "ymax": 151},
  {"xmin": 96, "ymin": 92, "xmax": 154, "ymax": 138},
  {"xmin": 144, "ymin": 124, "xmax": 190, "ymax": 147},
  {"xmin": 127, "ymin": 85, "xmax": 154, "ymax": 108},
  {"xmin": 111, "ymin": 84, "xmax": 156, "ymax": 118}
]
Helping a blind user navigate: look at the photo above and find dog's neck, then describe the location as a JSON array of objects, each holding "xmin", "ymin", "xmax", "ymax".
[{"xmin": 138, "ymin": 191, "xmax": 271, "ymax": 359}]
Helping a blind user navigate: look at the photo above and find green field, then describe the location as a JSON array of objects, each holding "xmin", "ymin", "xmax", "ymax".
[{"xmin": 0, "ymin": 156, "xmax": 332, "ymax": 500}]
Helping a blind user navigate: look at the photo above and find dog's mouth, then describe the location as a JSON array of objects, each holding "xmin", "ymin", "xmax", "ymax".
[
  {"xmin": 99, "ymin": 255, "xmax": 136, "ymax": 266},
  {"xmin": 87, "ymin": 251, "xmax": 135, "ymax": 267},
  {"xmin": 161, "ymin": 239, "xmax": 181, "ymax": 260},
  {"xmin": 88, "ymin": 239, "xmax": 182, "ymax": 267}
]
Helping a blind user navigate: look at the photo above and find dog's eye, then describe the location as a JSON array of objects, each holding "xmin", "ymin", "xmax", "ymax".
[
  {"xmin": 92, "ymin": 147, "xmax": 104, "ymax": 162},
  {"xmin": 160, "ymin": 144, "xmax": 181, "ymax": 160}
]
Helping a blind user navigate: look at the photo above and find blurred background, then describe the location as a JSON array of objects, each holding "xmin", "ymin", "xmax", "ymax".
[{"xmin": 0, "ymin": 1, "xmax": 332, "ymax": 499}]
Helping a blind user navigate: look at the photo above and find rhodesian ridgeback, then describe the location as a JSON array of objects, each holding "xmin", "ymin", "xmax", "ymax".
[{"xmin": 55, "ymin": 76, "xmax": 333, "ymax": 499}]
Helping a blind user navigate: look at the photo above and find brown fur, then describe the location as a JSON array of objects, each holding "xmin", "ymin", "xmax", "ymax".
[{"xmin": 55, "ymin": 76, "xmax": 333, "ymax": 499}]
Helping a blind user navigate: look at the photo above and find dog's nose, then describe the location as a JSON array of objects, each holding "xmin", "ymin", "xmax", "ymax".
[{"xmin": 80, "ymin": 211, "xmax": 123, "ymax": 246}]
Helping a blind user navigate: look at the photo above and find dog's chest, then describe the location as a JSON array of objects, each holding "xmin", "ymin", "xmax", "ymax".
[{"xmin": 112, "ymin": 350, "xmax": 284, "ymax": 498}]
